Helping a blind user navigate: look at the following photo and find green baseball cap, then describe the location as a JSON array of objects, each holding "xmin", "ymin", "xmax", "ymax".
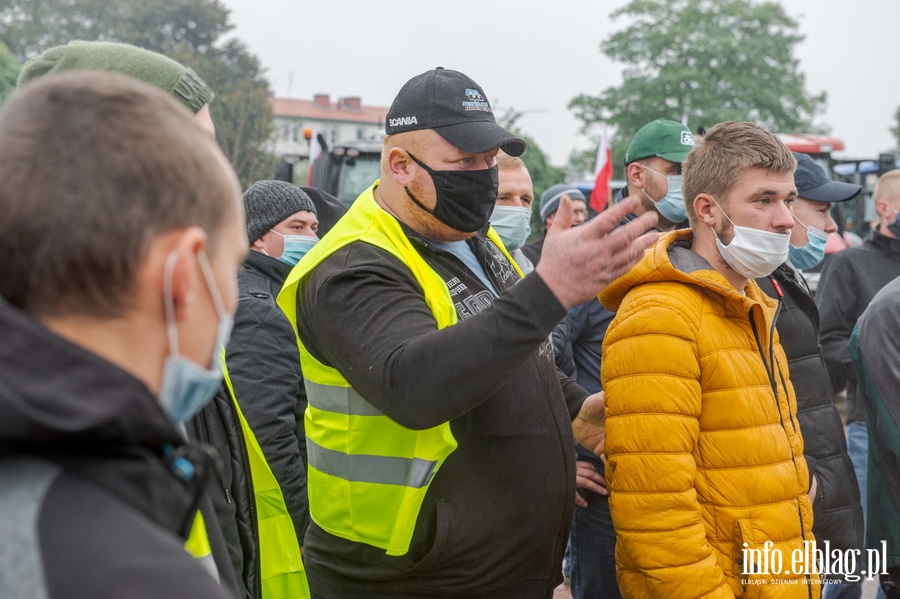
[{"xmin": 625, "ymin": 119, "xmax": 695, "ymax": 165}]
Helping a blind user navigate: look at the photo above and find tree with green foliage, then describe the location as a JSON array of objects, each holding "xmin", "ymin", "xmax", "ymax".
[
  {"xmin": 0, "ymin": 41, "xmax": 19, "ymax": 104},
  {"xmin": 0, "ymin": 0, "xmax": 230, "ymax": 60},
  {"xmin": 569, "ymin": 0, "xmax": 826, "ymax": 178},
  {"xmin": 170, "ymin": 39, "xmax": 275, "ymax": 185},
  {"xmin": 0, "ymin": 0, "xmax": 272, "ymax": 186}
]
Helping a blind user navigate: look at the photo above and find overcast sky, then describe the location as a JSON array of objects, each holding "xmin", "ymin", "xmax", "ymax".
[{"xmin": 220, "ymin": 0, "xmax": 900, "ymax": 167}]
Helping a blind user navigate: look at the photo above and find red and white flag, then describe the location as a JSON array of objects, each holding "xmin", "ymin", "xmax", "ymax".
[
  {"xmin": 307, "ymin": 131, "xmax": 323, "ymax": 184},
  {"xmin": 590, "ymin": 124, "xmax": 613, "ymax": 213}
]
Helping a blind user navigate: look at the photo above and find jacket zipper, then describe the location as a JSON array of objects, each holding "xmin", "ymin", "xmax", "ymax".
[
  {"xmin": 534, "ymin": 351, "xmax": 574, "ymax": 587},
  {"xmin": 763, "ymin": 287, "xmax": 803, "ymax": 439},
  {"xmin": 748, "ymin": 304, "xmax": 812, "ymax": 597}
]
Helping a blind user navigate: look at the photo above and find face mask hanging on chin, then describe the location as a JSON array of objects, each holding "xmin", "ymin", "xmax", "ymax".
[{"xmin": 158, "ymin": 250, "xmax": 233, "ymax": 424}]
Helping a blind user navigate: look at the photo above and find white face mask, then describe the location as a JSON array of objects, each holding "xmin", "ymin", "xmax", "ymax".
[{"xmin": 710, "ymin": 196, "xmax": 791, "ymax": 279}]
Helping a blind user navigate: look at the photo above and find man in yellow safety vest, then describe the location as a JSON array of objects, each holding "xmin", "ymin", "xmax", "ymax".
[{"xmin": 278, "ymin": 67, "xmax": 658, "ymax": 598}]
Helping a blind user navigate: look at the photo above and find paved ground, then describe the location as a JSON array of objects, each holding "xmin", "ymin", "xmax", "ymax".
[{"xmin": 552, "ymin": 579, "xmax": 879, "ymax": 597}]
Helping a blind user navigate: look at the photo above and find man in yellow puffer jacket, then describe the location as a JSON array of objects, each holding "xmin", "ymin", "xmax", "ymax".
[{"xmin": 600, "ymin": 121, "xmax": 819, "ymax": 598}]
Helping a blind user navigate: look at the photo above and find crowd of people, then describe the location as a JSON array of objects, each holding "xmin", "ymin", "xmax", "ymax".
[{"xmin": 0, "ymin": 39, "xmax": 898, "ymax": 599}]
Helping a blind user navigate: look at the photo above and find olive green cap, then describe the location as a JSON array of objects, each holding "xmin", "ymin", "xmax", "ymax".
[{"xmin": 18, "ymin": 41, "xmax": 213, "ymax": 114}]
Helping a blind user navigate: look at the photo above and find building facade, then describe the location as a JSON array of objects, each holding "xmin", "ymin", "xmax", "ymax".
[{"xmin": 269, "ymin": 94, "xmax": 387, "ymax": 184}]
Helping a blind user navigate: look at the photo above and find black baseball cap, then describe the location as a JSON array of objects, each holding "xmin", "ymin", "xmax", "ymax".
[
  {"xmin": 793, "ymin": 152, "xmax": 861, "ymax": 203},
  {"xmin": 385, "ymin": 67, "xmax": 526, "ymax": 157}
]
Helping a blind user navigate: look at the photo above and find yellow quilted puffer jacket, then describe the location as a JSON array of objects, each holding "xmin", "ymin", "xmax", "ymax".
[{"xmin": 600, "ymin": 230, "xmax": 818, "ymax": 599}]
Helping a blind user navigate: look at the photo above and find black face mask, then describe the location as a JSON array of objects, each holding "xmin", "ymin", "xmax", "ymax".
[
  {"xmin": 889, "ymin": 212, "xmax": 900, "ymax": 238},
  {"xmin": 404, "ymin": 152, "xmax": 499, "ymax": 233}
]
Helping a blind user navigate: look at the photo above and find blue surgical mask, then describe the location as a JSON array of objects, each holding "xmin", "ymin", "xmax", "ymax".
[
  {"xmin": 789, "ymin": 215, "xmax": 830, "ymax": 270},
  {"xmin": 158, "ymin": 250, "xmax": 233, "ymax": 424},
  {"xmin": 270, "ymin": 229, "xmax": 318, "ymax": 266},
  {"xmin": 489, "ymin": 205, "xmax": 532, "ymax": 251},
  {"xmin": 641, "ymin": 165, "xmax": 686, "ymax": 223}
]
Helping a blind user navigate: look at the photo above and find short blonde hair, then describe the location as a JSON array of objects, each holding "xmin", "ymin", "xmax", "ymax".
[
  {"xmin": 682, "ymin": 121, "xmax": 796, "ymax": 227},
  {"xmin": 874, "ymin": 169, "xmax": 900, "ymax": 206},
  {"xmin": 497, "ymin": 151, "xmax": 526, "ymax": 173}
]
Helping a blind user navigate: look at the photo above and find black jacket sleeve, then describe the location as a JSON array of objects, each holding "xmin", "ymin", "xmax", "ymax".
[
  {"xmin": 225, "ymin": 297, "xmax": 310, "ymax": 544},
  {"xmin": 815, "ymin": 251, "xmax": 859, "ymax": 392},
  {"xmin": 297, "ymin": 243, "xmax": 573, "ymax": 430},
  {"xmin": 552, "ymin": 316, "xmax": 575, "ymax": 376}
]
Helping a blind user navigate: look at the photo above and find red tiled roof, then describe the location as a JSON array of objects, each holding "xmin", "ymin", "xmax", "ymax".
[{"xmin": 270, "ymin": 97, "xmax": 388, "ymax": 125}]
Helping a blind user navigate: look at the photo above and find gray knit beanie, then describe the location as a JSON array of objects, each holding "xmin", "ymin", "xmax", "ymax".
[
  {"xmin": 540, "ymin": 184, "xmax": 586, "ymax": 220},
  {"xmin": 243, "ymin": 180, "xmax": 316, "ymax": 243}
]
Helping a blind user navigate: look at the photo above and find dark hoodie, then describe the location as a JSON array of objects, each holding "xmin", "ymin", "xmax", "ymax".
[{"xmin": 0, "ymin": 298, "xmax": 235, "ymax": 599}]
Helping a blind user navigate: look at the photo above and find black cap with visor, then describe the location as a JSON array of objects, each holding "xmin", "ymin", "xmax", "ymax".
[{"xmin": 385, "ymin": 67, "xmax": 526, "ymax": 157}]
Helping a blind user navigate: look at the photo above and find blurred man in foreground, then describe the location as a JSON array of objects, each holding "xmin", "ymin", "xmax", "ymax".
[{"xmin": 0, "ymin": 72, "xmax": 244, "ymax": 598}]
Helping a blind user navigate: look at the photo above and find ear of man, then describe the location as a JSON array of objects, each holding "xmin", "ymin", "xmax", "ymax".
[
  {"xmin": 626, "ymin": 162, "xmax": 645, "ymax": 189},
  {"xmin": 693, "ymin": 194, "xmax": 717, "ymax": 227},
  {"xmin": 387, "ymin": 147, "xmax": 415, "ymax": 185},
  {"xmin": 137, "ymin": 226, "xmax": 209, "ymax": 324}
]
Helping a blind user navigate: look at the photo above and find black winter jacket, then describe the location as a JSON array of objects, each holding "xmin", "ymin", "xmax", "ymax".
[
  {"xmin": 0, "ymin": 298, "xmax": 236, "ymax": 599},
  {"xmin": 816, "ymin": 232, "xmax": 900, "ymax": 424},
  {"xmin": 758, "ymin": 265, "xmax": 864, "ymax": 555},
  {"xmin": 188, "ymin": 251, "xmax": 310, "ymax": 599}
]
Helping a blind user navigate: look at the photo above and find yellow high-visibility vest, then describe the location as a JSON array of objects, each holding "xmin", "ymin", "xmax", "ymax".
[
  {"xmin": 184, "ymin": 510, "xmax": 220, "ymax": 582},
  {"xmin": 222, "ymin": 361, "xmax": 310, "ymax": 599},
  {"xmin": 185, "ymin": 509, "xmax": 212, "ymax": 559},
  {"xmin": 277, "ymin": 181, "xmax": 521, "ymax": 556}
]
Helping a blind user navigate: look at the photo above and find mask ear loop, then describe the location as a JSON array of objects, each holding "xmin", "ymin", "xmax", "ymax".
[
  {"xmin": 162, "ymin": 251, "xmax": 181, "ymax": 358},
  {"xmin": 708, "ymin": 195, "xmax": 737, "ymax": 228},
  {"xmin": 197, "ymin": 250, "xmax": 227, "ymax": 320}
]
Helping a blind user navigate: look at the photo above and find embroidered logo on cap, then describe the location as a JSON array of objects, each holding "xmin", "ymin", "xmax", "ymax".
[
  {"xmin": 682, "ymin": 131, "xmax": 695, "ymax": 146},
  {"xmin": 462, "ymin": 88, "xmax": 490, "ymax": 113},
  {"xmin": 465, "ymin": 89, "xmax": 485, "ymax": 102}
]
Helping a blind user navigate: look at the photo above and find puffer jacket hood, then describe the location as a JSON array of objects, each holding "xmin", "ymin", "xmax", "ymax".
[{"xmin": 599, "ymin": 228, "xmax": 779, "ymax": 315}]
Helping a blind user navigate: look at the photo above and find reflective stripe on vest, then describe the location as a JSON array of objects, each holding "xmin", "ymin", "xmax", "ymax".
[
  {"xmin": 222, "ymin": 359, "xmax": 310, "ymax": 599},
  {"xmin": 303, "ymin": 380, "xmax": 437, "ymax": 488},
  {"xmin": 184, "ymin": 510, "xmax": 219, "ymax": 582},
  {"xmin": 277, "ymin": 181, "xmax": 520, "ymax": 556}
]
